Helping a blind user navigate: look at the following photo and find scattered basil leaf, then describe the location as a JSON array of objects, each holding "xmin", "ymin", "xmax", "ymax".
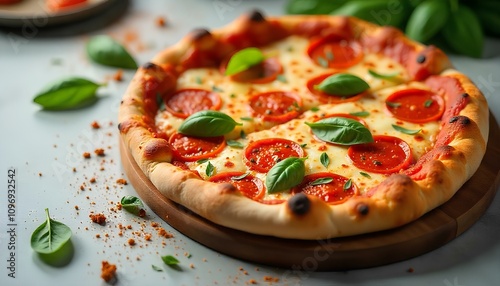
[
  {"xmin": 31, "ymin": 208, "xmax": 73, "ymax": 266},
  {"xmin": 392, "ymin": 124, "xmax": 422, "ymax": 135},
  {"xmin": 343, "ymin": 179, "xmax": 353, "ymax": 191},
  {"xmin": 178, "ymin": 110, "xmax": 242, "ymax": 137},
  {"xmin": 310, "ymin": 106, "xmax": 320, "ymax": 112},
  {"xmin": 121, "ymin": 195, "xmax": 146, "ymax": 217},
  {"xmin": 33, "ymin": 77, "xmax": 102, "ymax": 110},
  {"xmin": 212, "ymin": 85, "xmax": 224, "ymax": 92},
  {"xmin": 161, "ymin": 255, "xmax": 180, "ymax": 266},
  {"xmin": 317, "ymin": 56, "xmax": 329, "ymax": 68},
  {"xmin": 310, "ymin": 177, "xmax": 333, "ymax": 186},
  {"xmin": 195, "ymin": 77, "xmax": 203, "ymax": 84},
  {"xmin": 156, "ymin": 93, "xmax": 166, "ymax": 111},
  {"xmin": 368, "ymin": 69, "xmax": 400, "ymax": 81},
  {"xmin": 325, "ymin": 50, "xmax": 334, "ymax": 61},
  {"xmin": 424, "ymin": 99, "xmax": 434, "ymax": 108},
  {"xmin": 231, "ymin": 173, "xmax": 250, "ymax": 181},
  {"xmin": 360, "ymin": 172, "xmax": 372, "ymax": 179},
  {"xmin": 227, "ymin": 140, "xmax": 244, "ymax": 149},
  {"xmin": 300, "ymin": 143, "xmax": 308, "ymax": 148},
  {"xmin": 225, "ymin": 47, "xmax": 265, "ymax": 76},
  {"xmin": 196, "ymin": 158, "xmax": 209, "ymax": 164},
  {"xmin": 240, "ymin": 130, "xmax": 247, "ymax": 139},
  {"xmin": 386, "ymin": 101, "xmax": 402, "ymax": 108},
  {"xmin": 205, "ymin": 161, "xmax": 215, "ymax": 177},
  {"xmin": 240, "ymin": 117, "xmax": 253, "ymax": 121},
  {"xmin": 305, "ymin": 117, "xmax": 373, "ymax": 145},
  {"xmin": 86, "ymin": 35, "xmax": 138, "ymax": 69},
  {"xmin": 152, "ymin": 265, "xmax": 163, "ymax": 272},
  {"xmin": 349, "ymin": 111, "xmax": 370, "ymax": 117},
  {"xmin": 320, "ymin": 152, "xmax": 330, "ymax": 168},
  {"xmin": 277, "ymin": 74, "xmax": 287, "ymax": 83},
  {"xmin": 314, "ymin": 73, "xmax": 370, "ymax": 97},
  {"xmin": 266, "ymin": 157, "xmax": 306, "ymax": 194}
]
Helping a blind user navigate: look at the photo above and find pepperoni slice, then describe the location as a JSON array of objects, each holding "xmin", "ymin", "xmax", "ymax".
[
  {"xmin": 168, "ymin": 133, "xmax": 225, "ymax": 162},
  {"xmin": 385, "ymin": 89, "xmax": 444, "ymax": 123},
  {"xmin": 291, "ymin": 172, "xmax": 357, "ymax": 204},
  {"xmin": 165, "ymin": 88, "xmax": 222, "ymax": 119},
  {"xmin": 221, "ymin": 58, "xmax": 283, "ymax": 84},
  {"xmin": 249, "ymin": 91, "xmax": 302, "ymax": 123},
  {"xmin": 209, "ymin": 172, "xmax": 265, "ymax": 200},
  {"xmin": 307, "ymin": 73, "xmax": 366, "ymax": 103},
  {"xmin": 307, "ymin": 35, "xmax": 363, "ymax": 69},
  {"xmin": 244, "ymin": 138, "xmax": 306, "ymax": 173},
  {"xmin": 348, "ymin": 135, "xmax": 413, "ymax": 174}
]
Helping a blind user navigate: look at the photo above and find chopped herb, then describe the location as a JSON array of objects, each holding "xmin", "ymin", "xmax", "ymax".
[
  {"xmin": 277, "ymin": 74, "xmax": 287, "ymax": 83},
  {"xmin": 386, "ymin": 101, "xmax": 402, "ymax": 108},
  {"xmin": 310, "ymin": 177, "xmax": 333, "ymax": 186},
  {"xmin": 349, "ymin": 111, "xmax": 370, "ymax": 117},
  {"xmin": 325, "ymin": 50, "xmax": 334, "ymax": 61},
  {"xmin": 310, "ymin": 106, "xmax": 320, "ymax": 112},
  {"xmin": 317, "ymin": 56, "xmax": 329, "ymax": 68},
  {"xmin": 240, "ymin": 117, "xmax": 253, "ymax": 121},
  {"xmin": 195, "ymin": 77, "xmax": 202, "ymax": 84},
  {"xmin": 392, "ymin": 124, "xmax": 422, "ymax": 135},
  {"xmin": 424, "ymin": 99, "xmax": 434, "ymax": 108},
  {"xmin": 360, "ymin": 172, "xmax": 372, "ymax": 179},
  {"xmin": 152, "ymin": 265, "xmax": 163, "ymax": 272},
  {"xmin": 320, "ymin": 152, "xmax": 330, "ymax": 168},
  {"xmin": 300, "ymin": 143, "xmax": 307, "ymax": 148},
  {"xmin": 212, "ymin": 85, "xmax": 223, "ymax": 92},
  {"xmin": 161, "ymin": 255, "xmax": 180, "ymax": 266},
  {"xmin": 196, "ymin": 158, "xmax": 209, "ymax": 164},
  {"xmin": 226, "ymin": 140, "xmax": 244, "ymax": 148},
  {"xmin": 343, "ymin": 179, "xmax": 352, "ymax": 190},
  {"xmin": 368, "ymin": 69, "xmax": 400, "ymax": 81},
  {"xmin": 205, "ymin": 161, "xmax": 215, "ymax": 177},
  {"xmin": 240, "ymin": 130, "xmax": 246, "ymax": 139},
  {"xmin": 231, "ymin": 173, "xmax": 250, "ymax": 181},
  {"xmin": 230, "ymin": 93, "xmax": 236, "ymax": 98}
]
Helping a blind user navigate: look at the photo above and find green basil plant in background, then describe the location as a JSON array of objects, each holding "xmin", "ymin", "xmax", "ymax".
[{"xmin": 285, "ymin": 0, "xmax": 500, "ymax": 58}]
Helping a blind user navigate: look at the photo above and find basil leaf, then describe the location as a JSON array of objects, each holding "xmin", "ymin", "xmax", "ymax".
[
  {"xmin": 33, "ymin": 77, "xmax": 102, "ymax": 110},
  {"xmin": 305, "ymin": 117, "xmax": 373, "ymax": 145},
  {"xmin": 386, "ymin": 101, "xmax": 401, "ymax": 108},
  {"xmin": 343, "ymin": 179, "xmax": 353, "ymax": 190},
  {"xmin": 225, "ymin": 47, "xmax": 264, "ymax": 76},
  {"xmin": 152, "ymin": 265, "xmax": 163, "ymax": 272},
  {"xmin": 121, "ymin": 195, "xmax": 146, "ymax": 217},
  {"xmin": 161, "ymin": 255, "xmax": 180, "ymax": 266},
  {"xmin": 349, "ymin": 111, "xmax": 370, "ymax": 117},
  {"xmin": 368, "ymin": 69, "xmax": 400, "ymax": 81},
  {"xmin": 196, "ymin": 158, "xmax": 209, "ymax": 164},
  {"xmin": 314, "ymin": 73, "xmax": 370, "ymax": 97},
  {"xmin": 31, "ymin": 208, "xmax": 73, "ymax": 266},
  {"xmin": 310, "ymin": 177, "xmax": 333, "ymax": 186},
  {"xmin": 286, "ymin": 0, "xmax": 347, "ymax": 14},
  {"xmin": 178, "ymin": 110, "xmax": 242, "ymax": 137},
  {"xmin": 320, "ymin": 152, "xmax": 330, "ymax": 168},
  {"xmin": 86, "ymin": 35, "xmax": 138, "ymax": 69},
  {"xmin": 331, "ymin": 0, "xmax": 410, "ymax": 28},
  {"xmin": 392, "ymin": 124, "xmax": 421, "ymax": 135},
  {"xmin": 424, "ymin": 99, "xmax": 434, "ymax": 108},
  {"xmin": 266, "ymin": 157, "xmax": 306, "ymax": 194},
  {"xmin": 405, "ymin": 0, "xmax": 450, "ymax": 43},
  {"xmin": 227, "ymin": 140, "xmax": 244, "ymax": 148}
]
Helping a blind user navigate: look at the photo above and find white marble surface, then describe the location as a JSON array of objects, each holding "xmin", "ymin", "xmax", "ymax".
[{"xmin": 0, "ymin": 1, "xmax": 499, "ymax": 285}]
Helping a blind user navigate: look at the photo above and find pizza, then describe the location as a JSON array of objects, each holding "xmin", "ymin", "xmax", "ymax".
[{"xmin": 118, "ymin": 10, "xmax": 489, "ymax": 239}]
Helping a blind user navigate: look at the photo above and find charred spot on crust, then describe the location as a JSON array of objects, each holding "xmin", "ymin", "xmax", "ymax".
[
  {"xmin": 462, "ymin": 93, "xmax": 470, "ymax": 98},
  {"xmin": 449, "ymin": 115, "xmax": 471, "ymax": 125},
  {"xmin": 191, "ymin": 28, "xmax": 211, "ymax": 40},
  {"xmin": 416, "ymin": 54, "xmax": 426, "ymax": 64},
  {"xmin": 248, "ymin": 9, "xmax": 265, "ymax": 22},
  {"xmin": 356, "ymin": 203, "xmax": 369, "ymax": 216},
  {"xmin": 288, "ymin": 193, "xmax": 310, "ymax": 216},
  {"xmin": 117, "ymin": 122, "xmax": 122, "ymax": 131},
  {"xmin": 142, "ymin": 62, "xmax": 159, "ymax": 69}
]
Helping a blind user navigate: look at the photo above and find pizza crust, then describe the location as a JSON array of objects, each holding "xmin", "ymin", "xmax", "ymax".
[{"xmin": 118, "ymin": 12, "xmax": 489, "ymax": 239}]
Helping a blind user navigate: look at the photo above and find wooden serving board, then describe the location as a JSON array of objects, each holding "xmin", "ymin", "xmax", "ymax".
[{"xmin": 119, "ymin": 113, "xmax": 500, "ymax": 271}]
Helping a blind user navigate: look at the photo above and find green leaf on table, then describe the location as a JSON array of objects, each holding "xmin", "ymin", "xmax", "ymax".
[
  {"xmin": 161, "ymin": 255, "xmax": 180, "ymax": 266},
  {"xmin": 33, "ymin": 77, "xmax": 103, "ymax": 110},
  {"xmin": 121, "ymin": 195, "xmax": 146, "ymax": 217},
  {"xmin": 86, "ymin": 35, "xmax": 138, "ymax": 69}
]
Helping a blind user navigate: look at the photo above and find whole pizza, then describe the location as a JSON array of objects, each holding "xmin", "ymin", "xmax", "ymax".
[{"xmin": 118, "ymin": 10, "xmax": 489, "ymax": 239}]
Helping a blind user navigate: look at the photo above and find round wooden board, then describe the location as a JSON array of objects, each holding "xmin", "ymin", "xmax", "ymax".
[{"xmin": 119, "ymin": 113, "xmax": 500, "ymax": 271}]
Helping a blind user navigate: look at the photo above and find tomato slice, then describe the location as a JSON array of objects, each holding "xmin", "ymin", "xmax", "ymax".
[
  {"xmin": 348, "ymin": 135, "xmax": 413, "ymax": 174},
  {"xmin": 168, "ymin": 133, "xmax": 225, "ymax": 162},
  {"xmin": 221, "ymin": 58, "xmax": 283, "ymax": 84},
  {"xmin": 385, "ymin": 88, "xmax": 444, "ymax": 123},
  {"xmin": 307, "ymin": 73, "xmax": 366, "ymax": 103},
  {"xmin": 291, "ymin": 172, "xmax": 357, "ymax": 204},
  {"xmin": 307, "ymin": 35, "xmax": 363, "ymax": 69},
  {"xmin": 209, "ymin": 172, "xmax": 265, "ymax": 200},
  {"xmin": 165, "ymin": 88, "xmax": 222, "ymax": 119},
  {"xmin": 249, "ymin": 91, "xmax": 302, "ymax": 123},
  {"xmin": 244, "ymin": 138, "xmax": 306, "ymax": 173},
  {"xmin": 46, "ymin": 0, "xmax": 87, "ymax": 10}
]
